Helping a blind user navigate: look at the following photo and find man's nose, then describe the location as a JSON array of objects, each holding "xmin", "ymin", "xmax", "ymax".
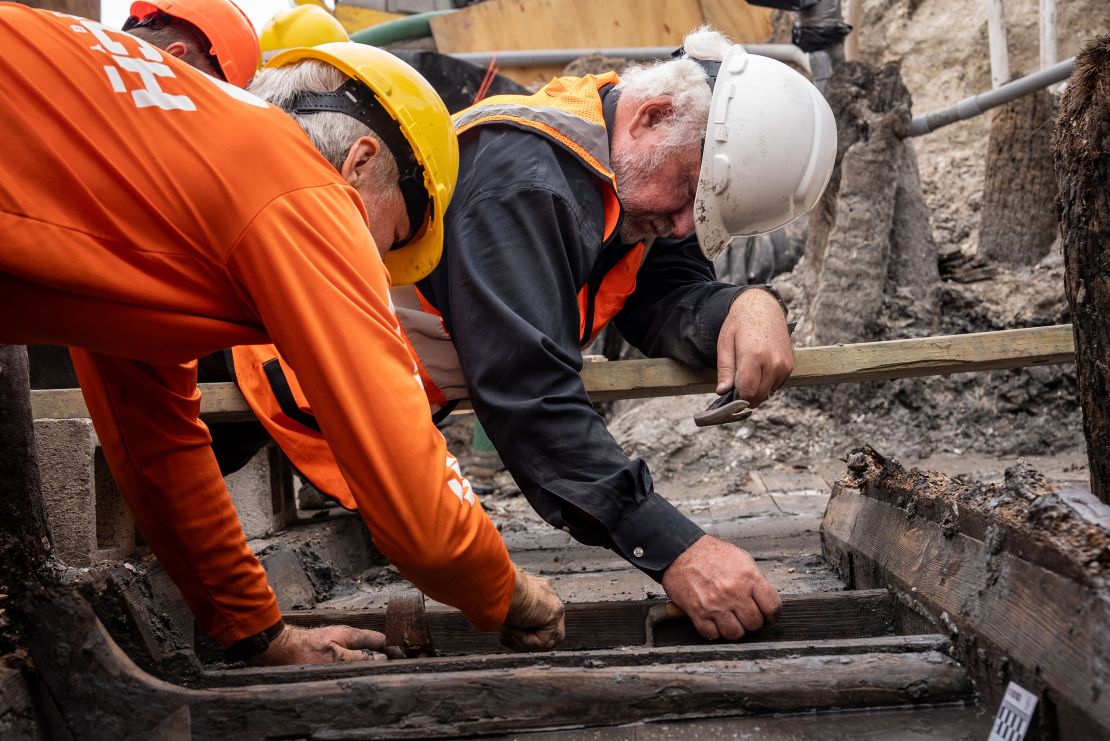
[{"xmin": 671, "ymin": 208, "xmax": 695, "ymax": 239}]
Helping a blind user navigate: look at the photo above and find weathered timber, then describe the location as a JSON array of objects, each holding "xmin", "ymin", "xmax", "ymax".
[
  {"xmin": 979, "ymin": 81, "xmax": 1058, "ymax": 267},
  {"xmin": 280, "ymin": 589, "xmax": 895, "ymax": 655},
  {"xmin": 201, "ymin": 633, "xmax": 950, "ymax": 687},
  {"xmin": 19, "ymin": 587, "xmax": 970, "ymax": 739},
  {"xmin": 1056, "ymin": 35, "xmax": 1110, "ymax": 505},
  {"xmin": 800, "ymin": 61, "xmax": 939, "ymax": 346},
  {"xmin": 0, "ymin": 346, "xmax": 53, "ymax": 644},
  {"xmin": 0, "ymin": 345, "xmax": 50, "ymax": 739},
  {"xmin": 821, "ymin": 448, "xmax": 1110, "ymax": 739},
  {"xmin": 30, "ymin": 325, "xmax": 1077, "ymax": 421}
]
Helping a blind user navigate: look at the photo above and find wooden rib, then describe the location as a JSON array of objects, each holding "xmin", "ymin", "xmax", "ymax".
[
  {"xmin": 200, "ymin": 633, "xmax": 949, "ymax": 687},
  {"xmin": 22, "ymin": 588, "xmax": 970, "ymax": 740},
  {"xmin": 821, "ymin": 459, "xmax": 1110, "ymax": 738},
  {"xmin": 280, "ymin": 589, "xmax": 894, "ymax": 655},
  {"xmin": 30, "ymin": 324, "xmax": 1075, "ymax": 420}
]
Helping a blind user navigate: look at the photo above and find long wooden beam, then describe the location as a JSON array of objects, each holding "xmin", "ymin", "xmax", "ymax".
[
  {"xmin": 30, "ymin": 324, "xmax": 1075, "ymax": 421},
  {"xmin": 278, "ymin": 589, "xmax": 894, "ymax": 656}
]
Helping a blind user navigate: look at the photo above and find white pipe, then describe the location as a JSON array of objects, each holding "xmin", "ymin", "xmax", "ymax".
[
  {"xmin": 908, "ymin": 57, "xmax": 1074, "ymax": 137},
  {"xmin": 986, "ymin": 0, "xmax": 1010, "ymax": 88},
  {"xmin": 449, "ymin": 44, "xmax": 812, "ymax": 75},
  {"xmin": 844, "ymin": 0, "xmax": 861, "ymax": 62},
  {"xmin": 1040, "ymin": 0, "xmax": 1057, "ymax": 70}
]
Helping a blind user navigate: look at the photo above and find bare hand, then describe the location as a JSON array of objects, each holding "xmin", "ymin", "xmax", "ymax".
[
  {"xmin": 250, "ymin": 624, "xmax": 389, "ymax": 666},
  {"xmin": 661, "ymin": 535, "xmax": 781, "ymax": 641},
  {"xmin": 500, "ymin": 567, "xmax": 566, "ymax": 651},
  {"xmin": 716, "ymin": 288, "xmax": 793, "ymax": 407}
]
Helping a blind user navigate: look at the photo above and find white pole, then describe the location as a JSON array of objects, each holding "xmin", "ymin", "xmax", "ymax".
[
  {"xmin": 844, "ymin": 0, "xmax": 861, "ymax": 62},
  {"xmin": 1040, "ymin": 0, "xmax": 1057, "ymax": 70},
  {"xmin": 986, "ymin": 0, "xmax": 1010, "ymax": 88}
]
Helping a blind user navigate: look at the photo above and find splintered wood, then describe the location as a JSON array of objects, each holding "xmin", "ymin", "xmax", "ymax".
[{"xmin": 822, "ymin": 448, "xmax": 1110, "ymax": 739}]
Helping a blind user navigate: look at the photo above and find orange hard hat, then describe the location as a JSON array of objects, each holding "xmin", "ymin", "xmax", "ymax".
[{"xmin": 128, "ymin": 0, "xmax": 259, "ymax": 88}]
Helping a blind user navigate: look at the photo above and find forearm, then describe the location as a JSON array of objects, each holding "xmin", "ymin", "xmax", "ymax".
[
  {"xmin": 228, "ymin": 185, "xmax": 515, "ymax": 630},
  {"xmin": 70, "ymin": 348, "xmax": 280, "ymax": 645},
  {"xmin": 436, "ymin": 195, "xmax": 705, "ymax": 577},
  {"xmin": 615, "ymin": 236, "xmax": 741, "ymax": 368}
]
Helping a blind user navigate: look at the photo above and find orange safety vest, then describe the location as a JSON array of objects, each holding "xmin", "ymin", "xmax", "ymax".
[{"xmin": 233, "ymin": 73, "xmax": 648, "ymax": 507}]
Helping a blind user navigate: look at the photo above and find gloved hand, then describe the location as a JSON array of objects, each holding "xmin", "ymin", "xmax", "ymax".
[
  {"xmin": 250, "ymin": 624, "xmax": 389, "ymax": 666},
  {"xmin": 500, "ymin": 567, "xmax": 566, "ymax": 651}
]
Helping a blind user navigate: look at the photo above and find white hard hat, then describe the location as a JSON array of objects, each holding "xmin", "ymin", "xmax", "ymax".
[{"xmin": 693, "ymin": 45, "xmax": 837, "ymax": 261}]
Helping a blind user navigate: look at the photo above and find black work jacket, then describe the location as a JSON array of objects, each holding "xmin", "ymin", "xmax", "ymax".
[{"xmin": 417, "ymin": 90, "xmax": 742, "ymax": 581}]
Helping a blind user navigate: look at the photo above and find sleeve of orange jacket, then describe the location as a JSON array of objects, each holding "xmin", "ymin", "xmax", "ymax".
[
  {"xmin": 227, "ymin": 184, "xmax": 516, "ymax": 630},
  {"xmin": 70, "ymin": 350, "xmax": 282, "ymax": 645}
]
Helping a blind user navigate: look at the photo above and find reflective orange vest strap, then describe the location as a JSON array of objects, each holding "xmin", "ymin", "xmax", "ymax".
[
  {"xmin": 454, "ymin": 72, "xmax": 646, "ymax": 345},
  {"xmin": 577, "ymin": 241, "xmax": 647, "ymax": 345},
  {"xmin": 454, "ymin": 72, "xmax": 621, "ymax": 185},
  {"xmin": 230, "ymin": 344, "xmax": 358, "ymax": 509}
]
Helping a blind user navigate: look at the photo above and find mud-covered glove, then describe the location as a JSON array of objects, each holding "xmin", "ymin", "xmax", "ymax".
[{"xmin": 499, "ymin": 567, "xmax": 566, "ymax": 651}]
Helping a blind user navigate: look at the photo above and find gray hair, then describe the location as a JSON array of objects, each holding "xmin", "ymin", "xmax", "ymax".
[
  {"xmin": 249, "ymin": 60, "xmax": 398, "ymax": 189},
  {"xmin": 614, "ymin": 26, "xmax": 731, "ymax": 159}
]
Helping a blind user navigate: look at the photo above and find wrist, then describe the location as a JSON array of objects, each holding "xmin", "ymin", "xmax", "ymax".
[
  {"xmin": 729, "ymin": 284, "xmax": 789, "ymax": 321},
  {"xmin": 226, "ymin": 619, "xmax": 286, "ymax": 662}
]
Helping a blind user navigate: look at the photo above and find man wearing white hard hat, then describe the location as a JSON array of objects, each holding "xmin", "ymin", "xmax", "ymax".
[{"xmin": 222, "ymin": 26, "xmax": 836, "ymax": 642}]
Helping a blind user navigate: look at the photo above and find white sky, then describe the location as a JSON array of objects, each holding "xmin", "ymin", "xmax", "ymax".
[{"xmin": 99, "ymin": 0, "xmax": 329, "ymax": 33}]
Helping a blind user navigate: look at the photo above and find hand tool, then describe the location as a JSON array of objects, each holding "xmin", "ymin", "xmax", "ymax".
[
  {"xmin": 693, "ymin": 387, "xmax": 752, "ymax": 427},
  {"xmin": 643, "ymin": 601, "xmax": 686, "ymax": 648},
  {"xmin": 383, "ymin": 588, "xmax": 435, "ymax": 659}
]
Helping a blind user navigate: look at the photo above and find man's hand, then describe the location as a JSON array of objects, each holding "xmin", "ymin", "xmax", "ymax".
[
  {"xmin": 661, "ymin": 534, "xmax": 781, "ymax": 641},
  {"xmin": 500, "ymin": 567, "xmax": 566, "ymax": 651},
  {"xmin": 716, "ymin": 288, "xmax": 793, "ymax": 407},
  {"xmin": 250, "ymin": 624, "xmax": 389, "ymax": 666}
]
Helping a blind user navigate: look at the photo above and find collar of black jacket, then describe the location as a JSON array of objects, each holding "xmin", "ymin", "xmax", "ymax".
[{"xmin": 600, "ymin": 83, "xmax": 620, "ymax": 153}]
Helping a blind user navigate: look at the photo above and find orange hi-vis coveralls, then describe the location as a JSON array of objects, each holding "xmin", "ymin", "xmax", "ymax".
[{"xmin": 0, "ymin": 4, "xmax": 514, "ymax": 645}]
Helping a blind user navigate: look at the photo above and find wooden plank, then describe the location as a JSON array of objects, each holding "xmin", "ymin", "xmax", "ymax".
[
  {"xmin": 281, "ymin": 589, "xmax": 894, "ymax": 654},
  {"xmin": 200, "ymin": 633, "xmax": 949, "ymax": 687},
  {"xmin": 194, "ymin": 650, "xmax": 968, "ymax": 737},
  {"xmin": 20, "ymin": 588, "xmax": 970, "ymax": 739},
  {"xmin": 30, "ymin": 325, "xmax": 1076, "ymax": 421},
  {"xmin": 821, "ymin": 457, "xmax": 1110, "ymax": 739},
  {"xmin": 697, "ymin": 0, "xmax": 773, "ymax": 44},
  {"xmin": 429, "ymin": 0, "xmax": 772, "ymax": 87},
  {"xmin": 430, "ymin": 0, "xmax": 706, "ymax": 53}
]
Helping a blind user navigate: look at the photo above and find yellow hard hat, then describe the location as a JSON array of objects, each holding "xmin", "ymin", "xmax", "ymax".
[
  {"xmin": 266, "ymin": 42, "xmax": 459, "ymax": 285},
  {"xmin": 259, "ymin": 5, "xmax": 349, "ymax": 63}
]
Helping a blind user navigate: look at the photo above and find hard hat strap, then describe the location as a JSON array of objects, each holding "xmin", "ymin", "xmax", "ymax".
[{"xmin": 288, "ymin": 79, "xmax": 430, "ymax": 248}]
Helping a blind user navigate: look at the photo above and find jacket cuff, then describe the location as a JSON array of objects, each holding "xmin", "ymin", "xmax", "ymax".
[
  {"xmin": 608, "ymin": 493, "xmax": 705, "ymax": 582},
  {"xmin": 699, "ymin": 285, "xmax": 744, "ymax": 361}
]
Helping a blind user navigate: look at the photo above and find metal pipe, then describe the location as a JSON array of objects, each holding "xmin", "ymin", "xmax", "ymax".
[
  {"xmin": 449, "ymin": 44, "xmax": 812, "ymax": 74},
  {"xmin": 908, "ymin": 56, "xmax": 1074, "ymax": 137},
  {"xmin": 350, "ymin": 10, "xmax": 453, "ymax": 47}
]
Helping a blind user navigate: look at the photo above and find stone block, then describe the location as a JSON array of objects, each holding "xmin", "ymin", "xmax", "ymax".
[
  {"xmin": 34, "ymin": 418, "xmax": 133, "ymax": 566},
  {"xmin": 225, "ymin": 447, "xmax": 278, "ymax": 541},
  {"xmin": 259, "ymin": 547, "xmax": 317, "ymax": 610}
]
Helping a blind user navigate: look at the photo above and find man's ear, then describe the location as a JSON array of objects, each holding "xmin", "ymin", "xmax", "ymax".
[
  {"xmin": 628, "ymin": 96, "xmax": 674, "ymax": 139},
  {"xmin": 339, "ymin": 136, "xmax": 381, "ymax": 188},
  {"xmin": 164, "ymin": 41, "xmax": 189, "ymax": 60}
]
